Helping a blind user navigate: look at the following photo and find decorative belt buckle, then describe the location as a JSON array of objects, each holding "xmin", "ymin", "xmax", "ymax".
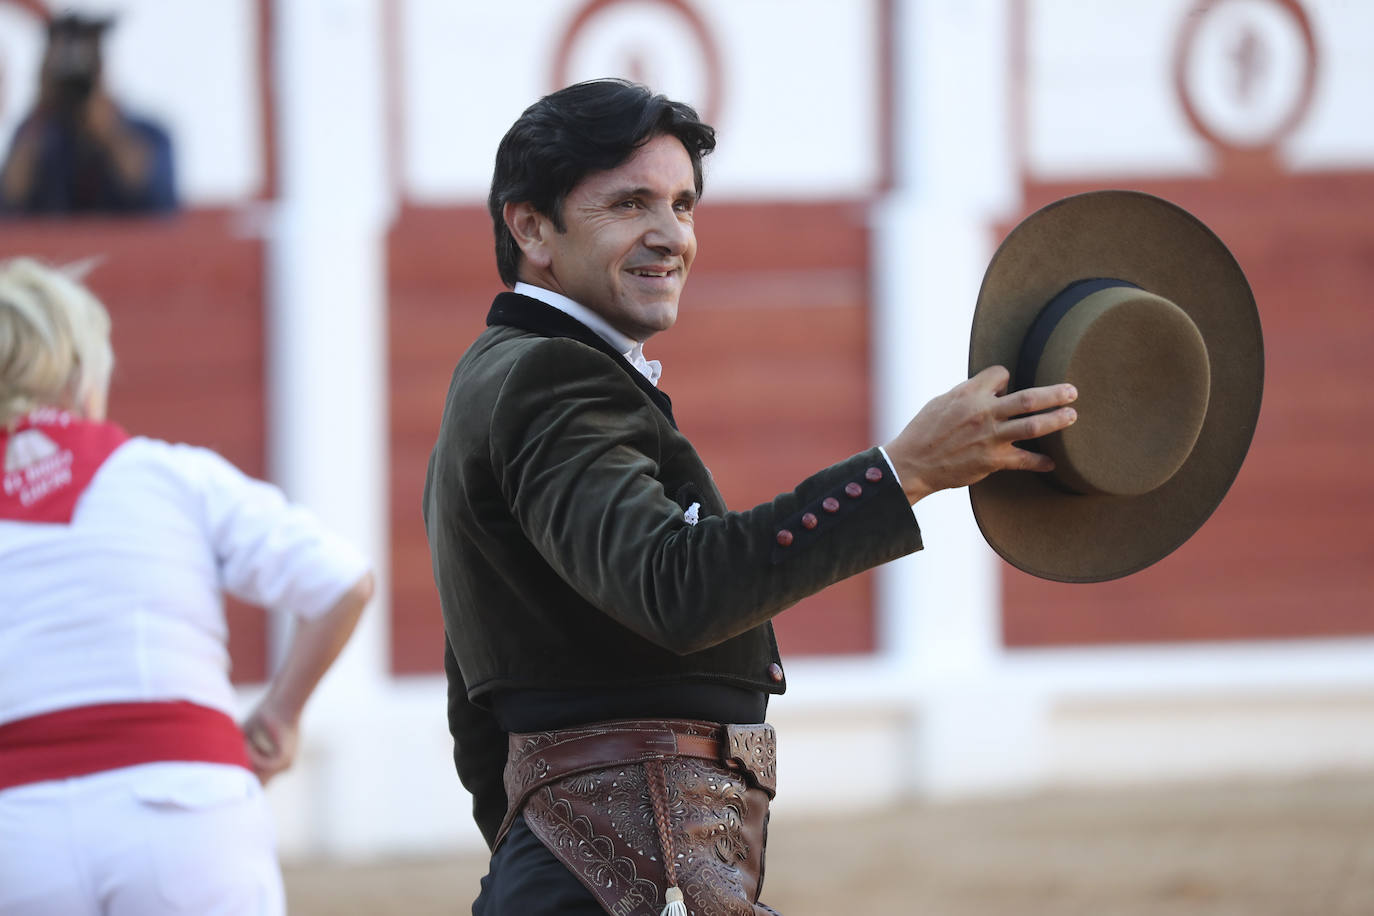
[{"xmin": 723, "ymin": 723, "xmax": 778, "ymax": 797}]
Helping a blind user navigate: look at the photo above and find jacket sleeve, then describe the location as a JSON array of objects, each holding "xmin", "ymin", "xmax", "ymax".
[{"xmin": 489, "ymin": 339, "xmax": 923, "ymax": 655}]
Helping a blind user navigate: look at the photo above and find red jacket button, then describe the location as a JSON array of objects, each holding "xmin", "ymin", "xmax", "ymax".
[
  {"xmin": 767, "ymin": 663, "xmax": 784, "ymax": 682},
  {"xmin": 801, "ymin": 512, "xmax": 818, "ymax": 530},
  {"xmin": 776, "ymin": 529, "xmax": 794, "ymax": 547},
  {"xmin": 845, "ymin": 482, "xmax": 863, "ymax": 498},
  {"xmin": 865, "ymin": 466, "xmax": 883, "ymax": 482},
  {"xmin": 822, "ymin": 497, "xmax": 840, "ymax": 513}
]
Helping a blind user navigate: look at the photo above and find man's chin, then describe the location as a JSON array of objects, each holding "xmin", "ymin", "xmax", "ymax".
[
  {"xmin": 646, "ymin": 308, "xmax": 679, "ymax": 337},
  {"xmin": 625, "ymin": 301, "xmax": 678, "ymax": 339}
]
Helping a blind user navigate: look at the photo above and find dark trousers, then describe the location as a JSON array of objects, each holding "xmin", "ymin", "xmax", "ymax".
[{"xmin": 472, "ymin": 816, "xmax": 602, "ymax": 915}]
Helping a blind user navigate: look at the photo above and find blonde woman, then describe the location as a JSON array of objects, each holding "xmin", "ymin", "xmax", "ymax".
[{"xmin": 0, "ymin": 258, "xmax": 373, "ymax": 915}]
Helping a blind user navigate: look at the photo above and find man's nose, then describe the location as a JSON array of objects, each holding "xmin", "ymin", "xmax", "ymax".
[{"xmin": 644, "ymin": 206, "xmax": 692, "ymax": 254}]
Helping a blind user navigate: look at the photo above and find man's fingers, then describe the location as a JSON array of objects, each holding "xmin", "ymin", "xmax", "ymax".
[
  {"xmin": 996, "ymin": 382, "xmax": 1077, "ymax": 419},
  {"xmin": 1004, "ymin": 445, "xmax": 1055, "ymax": 473},
  {"xmin": 1001, "ymin": 405, "xmax": 1077, "ymax": 443},
  {"xmin": 971, "ymin": 364, "xmax": 1012, "ymax": 395}
]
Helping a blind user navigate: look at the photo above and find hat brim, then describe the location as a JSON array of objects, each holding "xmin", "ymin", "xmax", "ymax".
[{"xmin": 968, "ymin": 190, "xmax": 1264, "ymax": 583}]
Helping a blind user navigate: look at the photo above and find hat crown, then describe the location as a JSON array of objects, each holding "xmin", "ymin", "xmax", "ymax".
[{"xmin": 1033, "ymin": 286, "xmax": 1211, "ymax": 497}]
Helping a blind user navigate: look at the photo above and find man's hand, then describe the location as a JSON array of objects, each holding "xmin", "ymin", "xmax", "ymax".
[
  {"xmin": 0, "ymin": 117, "xmax": 47, "ymax": 206},
  {"xmin": 81, "ymin": 90, "xmax": 122, "ymax": 143},
  {"xmin": 883, "ymin": 365, "xmax": 1078, "ymax": 504}
]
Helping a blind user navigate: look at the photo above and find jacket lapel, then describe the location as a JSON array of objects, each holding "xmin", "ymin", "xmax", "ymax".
[{"xmin": 487, "ymin": 292, "xmax": 678, "ymax": 429}]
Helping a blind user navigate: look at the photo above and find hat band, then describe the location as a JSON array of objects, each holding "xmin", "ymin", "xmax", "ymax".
[{"xmin": 1013, "ymin": 278, "xmax": 1140, "ymax": 395}]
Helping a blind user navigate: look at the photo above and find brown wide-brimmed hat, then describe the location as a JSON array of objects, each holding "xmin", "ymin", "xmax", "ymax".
[{"xmin": 968, "ymin": 190, "xmax": 1264, "ymax": 583}]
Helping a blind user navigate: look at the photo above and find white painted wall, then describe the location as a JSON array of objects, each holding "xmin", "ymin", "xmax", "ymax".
[
  {"xmin": 399, "ymin": 0, "xmax": 886, "ymax": 202},
  {"xmin": 1025, "ymin": 0, "xmax": 1374, "ymax": 177},
  {"xmin": 256, "ymin": 0, "xmax": 397, "ymax": 859}
]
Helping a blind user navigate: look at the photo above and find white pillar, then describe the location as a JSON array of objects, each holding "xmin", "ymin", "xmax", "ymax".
[
  {"xmin": 871, "ymin": 0, "xmax": 1047, "ymax": 796},
  {"xmin": 263, "ymin": 0, "xmax": 394, "ymax": 856}
]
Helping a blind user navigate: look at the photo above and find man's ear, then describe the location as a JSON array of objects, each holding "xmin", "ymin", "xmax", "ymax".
[{"xmin": 503, "ymin": 201, "xmax": 552, "ymax": 271}]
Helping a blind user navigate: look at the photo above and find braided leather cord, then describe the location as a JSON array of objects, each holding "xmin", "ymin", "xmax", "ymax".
[{"xmin": 645, "ymin": 758, "xmax": 679, "ymax": 888}]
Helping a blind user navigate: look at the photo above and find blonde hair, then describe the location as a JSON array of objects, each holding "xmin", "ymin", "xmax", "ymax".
[{"xmin": 0, "ymin": 258, "xmax": 114, "ymax": 427}]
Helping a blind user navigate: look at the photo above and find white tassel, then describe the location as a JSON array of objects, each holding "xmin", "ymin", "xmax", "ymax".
[{"xmin": 661, "ymin": 885, "xmax": 688, "ymax": 916}]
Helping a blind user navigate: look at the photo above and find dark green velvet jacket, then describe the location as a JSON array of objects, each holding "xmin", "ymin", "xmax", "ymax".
[{"xmin": 424, "ymin": 293, "xmax": 923, "ymax": 846}]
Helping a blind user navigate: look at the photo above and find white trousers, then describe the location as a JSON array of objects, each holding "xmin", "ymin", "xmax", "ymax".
[{"xmin": 0, "ymin": 762, "xmax": 285, "ymax": 916}]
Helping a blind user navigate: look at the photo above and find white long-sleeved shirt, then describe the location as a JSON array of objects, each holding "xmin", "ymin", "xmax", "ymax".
[{"xmin": 0, "ymin": 434, "xmax": 368, "ymax": 727}]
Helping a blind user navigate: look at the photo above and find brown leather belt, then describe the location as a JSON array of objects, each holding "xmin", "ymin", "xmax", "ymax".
[{"xmin": 496, "ymin": 718, "xmax": 782, "ymax": 916}]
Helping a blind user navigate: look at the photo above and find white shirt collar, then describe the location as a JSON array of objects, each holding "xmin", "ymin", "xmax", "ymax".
[{"xmin": 513, "ymin": 282, "xmax": 662, "ymax": 386}]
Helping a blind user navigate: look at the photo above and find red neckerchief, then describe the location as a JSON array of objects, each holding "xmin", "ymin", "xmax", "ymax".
[{"xmin": 1, "ymin": 408, "xmax": 129, "ymax": 523}]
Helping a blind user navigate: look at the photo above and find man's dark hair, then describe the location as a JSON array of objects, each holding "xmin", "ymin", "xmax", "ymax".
[{"xmin": 488, "ymin": 79, "xmax": 717, "ymax": 288}]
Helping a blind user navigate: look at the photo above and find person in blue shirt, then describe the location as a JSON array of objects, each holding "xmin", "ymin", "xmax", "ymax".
[{"xmin": 0, "ymin": 13, "xmax": 177, "ymax": 215}]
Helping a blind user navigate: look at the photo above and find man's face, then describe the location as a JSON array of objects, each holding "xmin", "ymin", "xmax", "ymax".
[
  {"xmin": 517, "ymin": 133, "xmax": 699, "ymax": 342},
  {"xmin": 42, "ymin": 28, "xmax": 103, "ymax": 107}
]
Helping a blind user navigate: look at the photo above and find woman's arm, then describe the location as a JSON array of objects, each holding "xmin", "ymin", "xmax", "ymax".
[{"xmin": 241, "ymin": 571, "xmax": 374, "ymax": 784}]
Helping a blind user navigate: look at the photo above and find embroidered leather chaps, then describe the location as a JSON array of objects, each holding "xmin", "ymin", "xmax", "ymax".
[{"xmin": 498, "ymin": 719, "xmax": 783, "ymax": 916}]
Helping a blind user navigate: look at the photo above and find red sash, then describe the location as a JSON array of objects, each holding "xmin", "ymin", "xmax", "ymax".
[
  {"xmin": 0, "ymin": 701, "xmax": 252, "ymax": 791},
  {"xmin": 0, "ymin": 408, "xmax": 128, "ymax": 523}
]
